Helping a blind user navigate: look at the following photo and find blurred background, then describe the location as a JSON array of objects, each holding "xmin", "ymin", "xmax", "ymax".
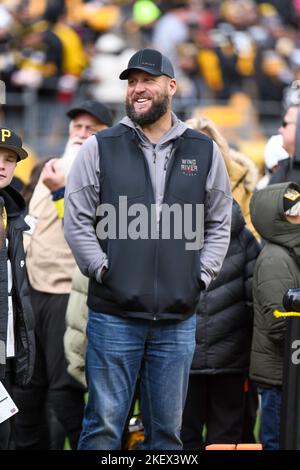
[{"xmin": 1, "ymin": 0, "xmax": 300, "ymax": 182}]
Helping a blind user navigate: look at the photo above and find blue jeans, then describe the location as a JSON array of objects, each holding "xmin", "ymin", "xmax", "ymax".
[
  {"xmin": 258, "ymin": 386, "xmax": 282, "ymax": 450},
  {"xmin": 78, "ymin": 311, "xmax": 196, "ymax": 450}
]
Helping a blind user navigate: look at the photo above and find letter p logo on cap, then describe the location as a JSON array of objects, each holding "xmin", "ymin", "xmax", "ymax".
[{"xmin": 1, "ymin": 129, "xmax": 11, "ymax": 142}]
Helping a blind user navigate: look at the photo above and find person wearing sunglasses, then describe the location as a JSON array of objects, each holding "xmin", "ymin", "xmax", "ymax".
[{"xmin": 269, "ymin": 104, "xmax": 300, "ymax": 185}]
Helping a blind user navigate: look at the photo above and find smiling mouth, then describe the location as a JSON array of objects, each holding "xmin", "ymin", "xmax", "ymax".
[
  {"xmin": 134, "ymin": 98, "xmax": 151, "ymax": 110},
  {"xmin": 136, "ymin": 98, "xmax": 149, "ymax": 103}
]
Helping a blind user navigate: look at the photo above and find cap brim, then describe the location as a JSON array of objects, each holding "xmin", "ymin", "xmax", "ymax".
[
  {"xmin": 66, "ymin": 107, "xmax": 90, "ymax": 119},
  {"xmin": 0, "ymin": 143, "xmax": 28, "ymax": 160},
  {"xmin": 119, "ymin": 66, "xmax": 164, "ymax": 80},
  {"xmin": 66, "ymin": 107, "xmax": 112, "ymax": 127}
]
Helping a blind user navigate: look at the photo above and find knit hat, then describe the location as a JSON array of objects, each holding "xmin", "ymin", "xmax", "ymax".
[{"xmin": 283, "ymin": 187, "xmax": 300, "ymax": 216}]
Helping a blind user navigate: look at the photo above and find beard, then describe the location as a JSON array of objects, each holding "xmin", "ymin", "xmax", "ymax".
[
  {"xmin": 59, "ymin": 136, "xmax": 85, "ymax": 176},
  {"xmin": 126, "ymin": 90, "xmax": 170, "ymax": 126}
]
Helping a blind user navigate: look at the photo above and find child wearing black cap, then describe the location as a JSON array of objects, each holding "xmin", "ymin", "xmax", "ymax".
[{"xmin": 0, "ymin": 127, "xmax": 35, "ymax": 449}]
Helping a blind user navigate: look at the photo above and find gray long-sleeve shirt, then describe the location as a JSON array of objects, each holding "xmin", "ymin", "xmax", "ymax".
[{"xmin": 64, "ymin": 114, "xmax": 232, "ymax": 288}]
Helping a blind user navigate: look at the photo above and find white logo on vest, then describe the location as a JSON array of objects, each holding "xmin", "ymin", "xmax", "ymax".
[{"xmin": 181, "ymin": 159, "xmax": 198, "ymax": 176}]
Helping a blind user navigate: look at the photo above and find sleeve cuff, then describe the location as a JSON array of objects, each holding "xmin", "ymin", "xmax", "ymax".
[
  {"xmin": 95, "ymin": 259, "xmax": 109, "ymax": 284},
  {"xmin": 53, "ymin": 198, "xmax": 64, "ymax": 219},
  {"xmin": 200, "ymin": 271, "xmax": 211, "ymax": 290},
  {"xmin": 51, "ymin": 187, "xmax": 65, "ymax": 201}
]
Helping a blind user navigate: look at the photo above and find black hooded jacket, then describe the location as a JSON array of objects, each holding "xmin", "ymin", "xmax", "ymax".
[
  {"xmin": 0, "ymin": 185, "xmax": 35, "ymax": 385},
  {"xmin": 191, "ymin": 200, "xmax": 261, "ymax": 375}
]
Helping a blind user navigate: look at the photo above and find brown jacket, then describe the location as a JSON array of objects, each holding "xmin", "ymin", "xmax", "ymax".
[
  {"xmin": 228, "ymin": 149, "xmax": 259, "ymax": 239},
  {"xmin": 24, "ymin": 176, "xmax": 75, "ymax": 294}
]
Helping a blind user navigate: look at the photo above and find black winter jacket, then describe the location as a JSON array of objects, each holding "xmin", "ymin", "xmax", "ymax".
[
  {"xmin": 191, "ymin": 200, "xmax": 261, "ymax": 375},
  {"xmin": 249, "ymin": 182, "xmax": 300, "ymax": 387},
  {"xmin": 269, "ymin": 158, "xmax": 300, "ymax": 186},
  {"xmin": 0, "ymin": 186, "xmax": 35, "ymax": 385}
]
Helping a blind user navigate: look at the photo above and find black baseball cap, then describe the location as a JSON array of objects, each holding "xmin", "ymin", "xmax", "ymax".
[
  {"xmin": 119, "ymin": 48, "xmax": 175, "ymax": 80},
  {"xmin": 283, "ymin": 186, "xmax": 300, "ymax": 214},
  {"xmin": 0, "ymin": 127, "xmax": 28, "ymax": 161},
  {"xmin": 66, "ymin": 100, "xmax": 113, "ymax": 127}
]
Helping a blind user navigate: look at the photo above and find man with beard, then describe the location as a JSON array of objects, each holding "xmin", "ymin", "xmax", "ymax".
[
  {"xmin": 64, "ymin": 49, "xmax": 232, "ymax": 450},
  {"xmin": 13, "ymin": 100, "xmax": 113, "ymax": 450}
]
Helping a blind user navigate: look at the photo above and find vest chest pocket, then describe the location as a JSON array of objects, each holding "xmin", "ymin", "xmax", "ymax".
[{"xmin": 167, "ymin": 153, "xmax": 206, "ymax": 205}]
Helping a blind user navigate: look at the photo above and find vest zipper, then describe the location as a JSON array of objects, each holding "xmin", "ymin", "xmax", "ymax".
[
  {"xmin": 153, "ymin": 239, "xmax": 159, "ymax": 321},
  {"xmin": 161, "ymin": 142, "xmax": 179, "ymax": 202},
  {"xmin": 153, "ymin": 143, "xmax": 179, "ymax": 320},
  {"xmin": 153, "ymin": 148, "xmax": 158, "ymax": 320},
  {"xmin": 138, "ymin": 139, "xmax": 180, "ymax": 320},
  {"xmin": 138, "ymin": 142, "xmax": 158, "ymax": 320}
]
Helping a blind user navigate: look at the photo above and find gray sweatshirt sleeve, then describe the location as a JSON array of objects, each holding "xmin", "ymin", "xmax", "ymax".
[
  {"xmin": 64, "ymin": 135, "xmax": 107, "ymax": 282},
  {"xmin": 200, "ymin": 141, "xmax": 232, "ymax": 288}
]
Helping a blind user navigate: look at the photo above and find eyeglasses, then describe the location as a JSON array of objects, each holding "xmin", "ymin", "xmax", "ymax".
[{"xmin": 282, "ymin": 120, "xmax": 297, "ymax": 128}]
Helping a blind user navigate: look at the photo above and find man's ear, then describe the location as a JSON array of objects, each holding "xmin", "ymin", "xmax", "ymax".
[{"xmin": 168, "ymin": 78, "xmax": 177, "ymax": 97}]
